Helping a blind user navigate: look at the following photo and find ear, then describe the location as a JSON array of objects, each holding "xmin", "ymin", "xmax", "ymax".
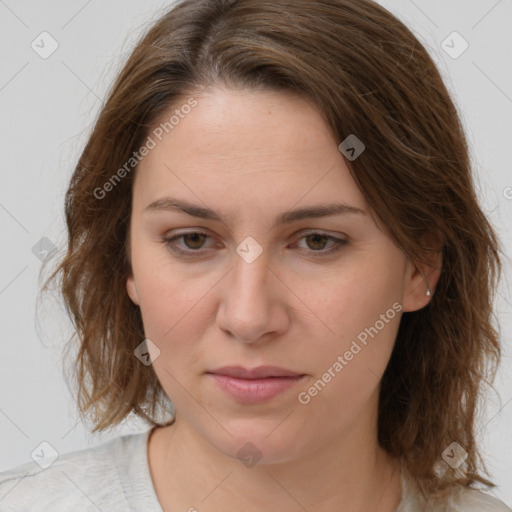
[
  {"xmin": 402, "ymin": 231, "xmax": 443, "ymax": 312},
  {"xmin": 126, "ymin": 274, "xmax": 140, "ymax": 306}
]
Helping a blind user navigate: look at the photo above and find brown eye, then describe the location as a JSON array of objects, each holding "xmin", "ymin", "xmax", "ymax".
[
  {"xmin": 181, "ymin": 233, "xmax": 208, "ymax": 249},
  {"xmin": 162, "ymin": 231, "xmax": 214, "ymax": 256},
  {"xmin": 304, "ymin": 234, "xmax": 330, "ymax": 251},
  {"xmin": 294, "ymin": 232, "xmax": 348, "ymax": 258}
]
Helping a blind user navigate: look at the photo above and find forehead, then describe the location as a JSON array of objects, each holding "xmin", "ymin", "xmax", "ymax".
[
  {"xmin": 133, "ymin": 87, "xmax": 367, "ymax": 216},
  {"xmin": 148, "ymin": 88, "xmax": 334, "ymax": 161}
]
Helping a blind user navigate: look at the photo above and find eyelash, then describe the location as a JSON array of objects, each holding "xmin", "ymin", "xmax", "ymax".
[{"xmin": 161, "ymin": 231, "xmax": 348, "ymax": 259}]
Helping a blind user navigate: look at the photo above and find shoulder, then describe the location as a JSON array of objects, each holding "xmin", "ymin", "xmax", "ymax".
[
  {"xmin": 0, "ymin": 430, "xmax": 152, "ymax": 512},
  {"xmin": 420, "ymin": 485, "xmax": 512, "ymax": 512},
  {"xmin": 400, "ymin": 466, "xmax": 511, "ymax": 512},
  {"xmin": 449, "ymin": 486, "xmax": 512, "ymax": 512}
]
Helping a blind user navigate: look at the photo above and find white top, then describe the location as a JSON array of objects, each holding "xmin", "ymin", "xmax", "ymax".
[{"xmin": 0, "ymin": 428, "xmax": 510, "ymax": 511}]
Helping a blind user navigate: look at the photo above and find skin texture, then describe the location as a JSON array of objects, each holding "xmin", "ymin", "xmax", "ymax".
[{"xmin": 126, "ymin": 87, "xmax": 440, "ymax": 512}]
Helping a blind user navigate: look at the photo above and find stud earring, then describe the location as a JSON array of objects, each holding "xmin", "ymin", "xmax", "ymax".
[{"xmin": 426, "ymin": 288, "xmax": 432, "ymax": 297}]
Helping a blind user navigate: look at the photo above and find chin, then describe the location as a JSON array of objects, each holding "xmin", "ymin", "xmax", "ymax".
[{"xmin": 205, "ymin": 417, "xmax": 308, "ymax": 466}]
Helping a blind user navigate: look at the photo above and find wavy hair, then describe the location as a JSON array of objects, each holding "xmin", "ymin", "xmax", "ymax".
[{"xmin": 41, "ymin": 0, "xmax": 502, "ymax": 501}]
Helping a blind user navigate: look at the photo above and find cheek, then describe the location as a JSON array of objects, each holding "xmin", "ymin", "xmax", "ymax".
[
  {"xmin": 293, "ymin": 251, "xmax": 404, "ymax": 409},
  {"xmin": 136, "ymin": 271, "xmax": 211, "ymax": 345},
  {"xmin": 132, "ymin": 253, "xmax": 219, "ymax": 377},
  {"xmin": 135, "ymin": 269, "xmax": 213, "ymax": 407},
  {"xmin": 291, "ymin": 249, "xmax": 404, "ymax": 346},
  {"xmin": 131, "ymin": 239, "xmax": 208, "ymax": 330},
  {"xmin": 296, "ymin": 302, "xmax": 401, "ymax": 433}
]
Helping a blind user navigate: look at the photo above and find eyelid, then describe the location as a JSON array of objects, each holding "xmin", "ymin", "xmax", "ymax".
[
  {"xmin": 163, "ymin": 230, "xmax": 217, "ymax": 255},
  {"xmin": 291, "ymin": 231, "xmax": 348, "ymax": 257}
]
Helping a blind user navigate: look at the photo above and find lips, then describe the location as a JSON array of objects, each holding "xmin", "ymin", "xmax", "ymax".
[
  {"xmin": 208, "ymin": 365, "xmax": 303, "ymax": 379},
  {"xmin": 206, "ymin": 366, "xmax": 305, "ymax": 404}
]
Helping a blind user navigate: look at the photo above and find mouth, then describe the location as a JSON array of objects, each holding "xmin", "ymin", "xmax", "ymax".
[
  {"xmin": 206, "ymin": 366, "xmax": 306, "ymax": 404},
  {"xmin": 208, "ymin": 365, "xmax": 303, "ymax": 379}
]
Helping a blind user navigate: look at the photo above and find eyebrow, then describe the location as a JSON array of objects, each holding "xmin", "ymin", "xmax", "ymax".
[{"xmin": 144, "ymin": 197, "xmax": 365, "ymax": 229}]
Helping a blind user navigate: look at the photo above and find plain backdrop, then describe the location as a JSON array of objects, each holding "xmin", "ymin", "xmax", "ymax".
[{"xmin": 0, "ymin": 0, "xmax": 511, "ymax": 507}]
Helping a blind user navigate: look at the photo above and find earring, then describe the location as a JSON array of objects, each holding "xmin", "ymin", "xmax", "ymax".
[{"xmin": 426, "ymin": 288, "xmax": 432, "ymax": 297}]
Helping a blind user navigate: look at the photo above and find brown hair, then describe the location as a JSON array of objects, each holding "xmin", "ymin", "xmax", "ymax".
[{"xmin": 41, "ymin": 0, "xmax": 502, "ymax": 501}]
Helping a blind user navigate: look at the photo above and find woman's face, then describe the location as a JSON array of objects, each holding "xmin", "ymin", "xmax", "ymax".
[{"xmin": 126, "ymin": 87, "xmax": 428, "ymax": 463}]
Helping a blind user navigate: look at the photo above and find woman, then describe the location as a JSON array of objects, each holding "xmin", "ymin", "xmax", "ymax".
[{"xmin": 0, "ymin": 0, "xmax": 509, "ymax": 510}]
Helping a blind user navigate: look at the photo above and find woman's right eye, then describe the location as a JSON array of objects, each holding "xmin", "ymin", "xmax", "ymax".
[{"xmin": 161, "ymin": 231, "xmax": 214, "ymax": 256}]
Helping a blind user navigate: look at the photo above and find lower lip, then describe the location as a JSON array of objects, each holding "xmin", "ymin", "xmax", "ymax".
[{"xmin": 208, "ymin": 374, "xmax": 304, "ymax": 404}]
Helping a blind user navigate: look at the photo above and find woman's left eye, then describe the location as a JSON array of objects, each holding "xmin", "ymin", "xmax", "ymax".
[
  {"xmin": 293, "ymin": 233, "xmax": 348, "ymax": 257},
  {"xmin": 161, "ymin": 231, "xmax": 348, "ymax": 258}
]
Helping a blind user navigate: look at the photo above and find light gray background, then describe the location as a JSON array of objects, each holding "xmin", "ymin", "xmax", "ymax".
[{"xmin": 1, "ymin": 0, "xmax": 511, "ymax": 506}]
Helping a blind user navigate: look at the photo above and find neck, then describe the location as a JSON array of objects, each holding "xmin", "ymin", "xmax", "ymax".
[{"xmin": 148, "ymin": 412, "xmax": 403, "ymax": 511}]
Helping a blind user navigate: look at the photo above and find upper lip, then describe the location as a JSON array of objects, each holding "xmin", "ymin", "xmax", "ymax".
[{"xmin": 207, "ymin": 365, "xmax": 303, "ymax": 379}]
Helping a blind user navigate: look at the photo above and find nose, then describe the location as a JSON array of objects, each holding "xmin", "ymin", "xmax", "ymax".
[{"xmin": 216, "ymin": 249, "xmax": 289, "ymax": 344}]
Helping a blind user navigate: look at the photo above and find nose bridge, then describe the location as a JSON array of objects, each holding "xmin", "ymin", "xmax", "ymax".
[
  {"xmin": 217, "ymin": 237, "xmax": 283, "ymax": 342},
  {"xmin": 231, "ymin": 237, "xmax": 272, "ymax": 301}
]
